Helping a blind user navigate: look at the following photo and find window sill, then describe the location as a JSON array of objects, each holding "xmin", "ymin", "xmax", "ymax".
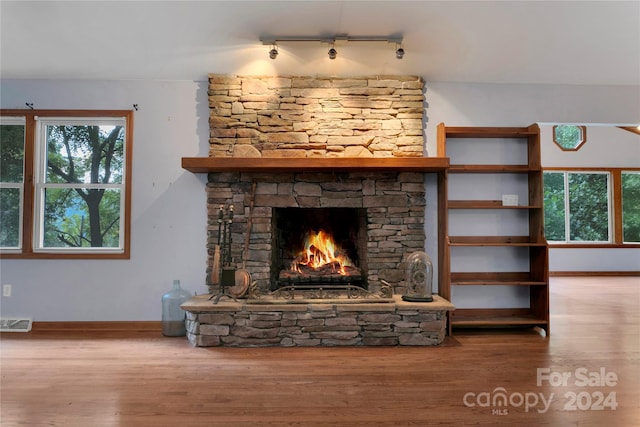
[
  {"xmin": 0, "ymin": 252, "xmax": 130, "ymax": 260},
  {"xmin": 548, "ymin": 243, "xmax": 640, "ymax": 249}
]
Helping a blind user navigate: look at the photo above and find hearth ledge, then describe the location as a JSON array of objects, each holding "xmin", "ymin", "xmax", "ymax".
[
  {"xmin": 181, "ymin": 295, "xmax": 454, "ymax": 347},
  {"xmin": 181, "ymin": 294, "xmax": 453, "ymax": 312}
]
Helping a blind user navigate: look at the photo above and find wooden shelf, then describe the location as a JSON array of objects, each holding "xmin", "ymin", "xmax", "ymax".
[
  {"xmin": 442, "ymin": 127, "xmax": 540, "ymax": 138},
  {"xmin": 451, "ymin": 316, "xmax": 549, "ymax": 328},
  {"xmin": 451, "ymin": 308, "xmax": 548, "ymax": 327},
  {"xmin": 451, "ymin": 272, "xmax": 547, "ymax": 286},
  {"xmin": 449, "ymin": 236, "xmax": 547, "ymax": 246},
  {"xmin": 448, "ymin": 200, "xmax": 541, "ymax": 209},
  {"xmin": 182, "ymin": 157, "xmax": 450, "ymax": 173},
  {"xmin": 437, "ymin": 123, "xmax": 549, "ymax": 335},
  {"xmin": 449, "ymin": 164, "xmax": 537, "ymax": 173}
]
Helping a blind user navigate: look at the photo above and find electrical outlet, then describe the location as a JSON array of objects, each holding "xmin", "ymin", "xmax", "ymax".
[{"xmin": 3, "ymin": 284, "xmax": 11, "ymax": 297}]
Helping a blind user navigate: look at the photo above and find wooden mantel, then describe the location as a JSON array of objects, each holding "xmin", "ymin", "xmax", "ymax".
[{"xmin": 182, "ymin": 157, "xmax": 450, "ymax": 173}]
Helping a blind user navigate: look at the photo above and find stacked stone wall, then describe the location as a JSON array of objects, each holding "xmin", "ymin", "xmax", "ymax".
[
  {"xmin": 184, "ymin": 296, "xmax": 452, "ymax": 347},
  {"xmin": 208, "ymin": 74, "xmax": 425, "ymax": 158},
  {"xmin": 185, "ymin": 74, "xmax": 448, "ymax": 347},
  {"xmin": 206, "ymin": 171, "xmax": 425, "ymax": 295},
  {"xmin": 205, "ymin": 74, "xmax": 428, "ymax": 297}
]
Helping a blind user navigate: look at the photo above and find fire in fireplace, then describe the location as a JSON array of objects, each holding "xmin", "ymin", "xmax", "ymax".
[
  {"xmin": 272, "ymin": 207, "xmax": 368, "ymax": 290},
  {"xmin": 289, "ymin": 229, "xmax": 356, "ymax": 274},
  {"xmin": 284, "ymin": 228, "xmax": 363, "ymax": 284}
]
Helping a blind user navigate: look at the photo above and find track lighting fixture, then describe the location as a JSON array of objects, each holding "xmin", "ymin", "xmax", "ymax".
[
  {"xmin": 269, "ymin": 45, "xmax": 278, "ymax": 60},
  {"xmin": 260, "ymin": 34, "xmax": 404, "ymax": 60}
]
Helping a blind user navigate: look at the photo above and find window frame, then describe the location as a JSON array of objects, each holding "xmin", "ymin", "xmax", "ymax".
[
  {"xmin": 544, "ymin": 167, "xmax": 640, "ymax": 248},
  {"xmin": 621, "ymin": 170, "xmax": 640, "ymax": 244},
  {"xmin": 0, "ymin": 116, "xmax": 26, "ymax": 251},
  {"xmin": 552, "ymin": 125, "xmax": 587, "ymax": 151},
  {"xmin": 0, "ymin": 109, "xmax": 133, "ymax": 259}
]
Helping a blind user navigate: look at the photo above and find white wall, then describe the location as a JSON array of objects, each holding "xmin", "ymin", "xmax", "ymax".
[
  {"xmin": 1, "ymin": 79, "xmax": 638, "ymax": 320},
  {"xmin": 0, "ymin": 79, "xmax": 210, "ymax": 321},
  {"xmin": 541, "ymin": 125, "xmax": 640, "ymax": 272},
  {"xmin": 540, "ymin": 124, "xmax": 639, "ymax": 168},
  {"xmin": 424, "ymin": 82, "xmax": 640, "ymax": 154},
  {"xmin": 423, "ymin": 82, "xmax": 640, "ymax": 305}
]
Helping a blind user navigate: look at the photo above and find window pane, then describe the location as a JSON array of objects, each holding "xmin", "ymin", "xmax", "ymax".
[
  {"xmin": 43, "ymin": 188, "xmax": 121, "ymax": 248},
  {"xmin": 1, "ymin": 124, "xmax": 25, "ymax": 182},
  {"xmin": 0, "ymin": 188, "xmax": 21, "ymax": 247},
  {"xmin": 45, "ymin": 124, "xmax": 124, "ymax": 184},
  {"xmin": 543, "ymin": 172, "xmax": 566, "ymax": 241},
  {"xmin": 553, "ymin": 125, "xmax": 586, "ymax": 150},
  {"xmin": 622, "ymin": 172, "xmax": 640, "ymax": 243},
  {"xmin": 568, "ymin": 173, "xmax": 609, "ymax": 242}
]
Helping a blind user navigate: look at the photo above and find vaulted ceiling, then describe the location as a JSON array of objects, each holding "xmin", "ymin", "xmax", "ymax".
[{"xmin": 1, "ymin": 1, "xmax": 639, "ymax": 86}]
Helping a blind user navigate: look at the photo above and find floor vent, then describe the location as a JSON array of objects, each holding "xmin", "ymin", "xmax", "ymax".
[{"xmin": 0, "ymin": 318, "xmax": 33, "ymax": 332}]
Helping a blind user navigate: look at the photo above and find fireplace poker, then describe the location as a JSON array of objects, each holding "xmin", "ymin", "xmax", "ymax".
[
  {"xmin": 211, "ymin": 205, "xmax": 224, "ymax": 286},
  {"xmin": 217, "ymin": 205, "xmax": 224, "ymax": 246},
  {"xmin": 221, "ymin": 206, "xmax": 227, "ymax": 266},
  {"xmin": 225, "ymin": 205, "xmax": 233, "ymax": 266},
  {"xmin": 210, "ymin": 204, "xmax": 236, "ymax": 304},
  {"xmin": 219, "ymin": 204, "xmax": 231, "ymax": 267},
  {"xmin": 228, "ymin": 182, "xmax": 257, "ymax": 300},
  {"xmin": 242, "ymin": 181, "xmax": 257, "ymax": 270}
]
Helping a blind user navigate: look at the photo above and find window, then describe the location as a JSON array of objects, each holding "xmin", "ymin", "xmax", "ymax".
[
  {"xmin": 544, "ymin": 171, "xmax": 611, "ymax": 243},
  {"xmin": 544, "ymin": 168, "xmax": 640, "ymax": 247},
  {"xmin": 553, "ymin": 125, "xmax": 586, "ymax": 151},
  {"xmin": 622, "ymin": 171, "xmax": 640, "ymax": 243},
  {"xmin": 0, "ymin": 110, "xmax": 133, "ymax": 258},
  {"xmin": 0, "ymin": 117, "xmax": 25, "ymax": 249}
]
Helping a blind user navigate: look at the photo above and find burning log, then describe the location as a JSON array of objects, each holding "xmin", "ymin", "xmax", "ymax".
[
  {"xmin": 279, "ymin": 265, "xmax": 362, "ymax": 284},
  {"xmin": 282, "ymin": 229, "xmax": 362, "ymax": 286}
]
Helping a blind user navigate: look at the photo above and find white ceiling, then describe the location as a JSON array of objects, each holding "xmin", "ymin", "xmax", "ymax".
[{"xmin": 1, "ymin": 1, "xmax": 639, "ymax": 86}]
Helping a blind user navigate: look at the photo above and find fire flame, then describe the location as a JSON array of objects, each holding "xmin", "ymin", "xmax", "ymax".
[{"xmin": 291, "ymin": 229, "xmax": 354, "ymax": 275}]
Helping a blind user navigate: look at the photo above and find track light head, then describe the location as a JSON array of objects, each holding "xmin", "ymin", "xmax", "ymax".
[
  {"xmin": 395, "ymin": 47, "xmax": 405, "ymax": 59},
  {"xmin": 328, "ymin": 47, "xmax": 337, "ymax": 60},
  {"xmin": 269, "ymin": 46, "xmax": 278, "ymax": 60}
]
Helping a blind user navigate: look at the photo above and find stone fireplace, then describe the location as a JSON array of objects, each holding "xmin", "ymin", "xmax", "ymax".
[
  {"xmin": 180, "ymin": 74, "xmax": 454, "ymax": 346},
  {"xmin": 204, "ymin": 74, "xmax": 429, "ymax": 296},
  {"xmin": 206, "ymin": 169, "xmax": 427, "ymax": 297}
]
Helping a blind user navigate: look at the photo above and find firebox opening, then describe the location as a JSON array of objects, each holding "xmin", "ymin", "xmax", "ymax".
[{"xmin": 272, "ymin": 208, "xmax": 368, "ymax": 291}]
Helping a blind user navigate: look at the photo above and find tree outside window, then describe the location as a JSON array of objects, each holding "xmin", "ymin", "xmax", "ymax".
[
  {"xmin": 553, "ymin": 125, "xmax": 587, "ymax": 151},
  {"xmin": 622, "ymin": 172, "xmax": 640, "ymax": 243},
  {"xmin": 568, "ymin": 173, "xmax": 610, "ymax": 241},
  {"xmin": 544, "ymin": 171, "xmax": 611, "ymax": 243},
  {"xmin": 0, "ymin": 110, "xmax": 132, "ymax": 259},
  {"xmin": 0, "ymin": 119, "xmax": 25, "ymax": 248},
  {"xmin": 39, "ymin": 121, "xmax": 124, "ymax": 249},
  {"xmin": 543, "ymin": 172, "xmax": 565, "ymax": 241}
]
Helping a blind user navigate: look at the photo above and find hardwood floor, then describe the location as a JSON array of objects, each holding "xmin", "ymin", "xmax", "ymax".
[{"xmin": 1, "ymin": 277, "xmax": 638, "ymax": 426}]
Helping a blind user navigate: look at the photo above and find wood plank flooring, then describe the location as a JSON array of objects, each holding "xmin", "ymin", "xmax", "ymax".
[{"xmin": 1, "ymin": 277, "xmax": 638, "ymax": 426}]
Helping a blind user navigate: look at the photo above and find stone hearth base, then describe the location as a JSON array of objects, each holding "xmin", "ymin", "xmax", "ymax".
[{"xmin": 181, "ymin": 295, "xmax": 454, "ymax": 347}]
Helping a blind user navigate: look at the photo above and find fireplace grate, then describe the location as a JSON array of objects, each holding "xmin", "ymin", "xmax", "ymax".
[
  {"xmin": 248, "ymin": 282, "xmax": 393, "ymax": 304},
  {"xmin": 278, "ymin": 272, "xmax": 364, "ymax": 287}
]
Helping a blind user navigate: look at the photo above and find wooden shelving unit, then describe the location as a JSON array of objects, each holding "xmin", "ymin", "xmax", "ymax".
[{"xmin": 437, "ymin": 123, "xmax": 549, "ymax": 335}]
